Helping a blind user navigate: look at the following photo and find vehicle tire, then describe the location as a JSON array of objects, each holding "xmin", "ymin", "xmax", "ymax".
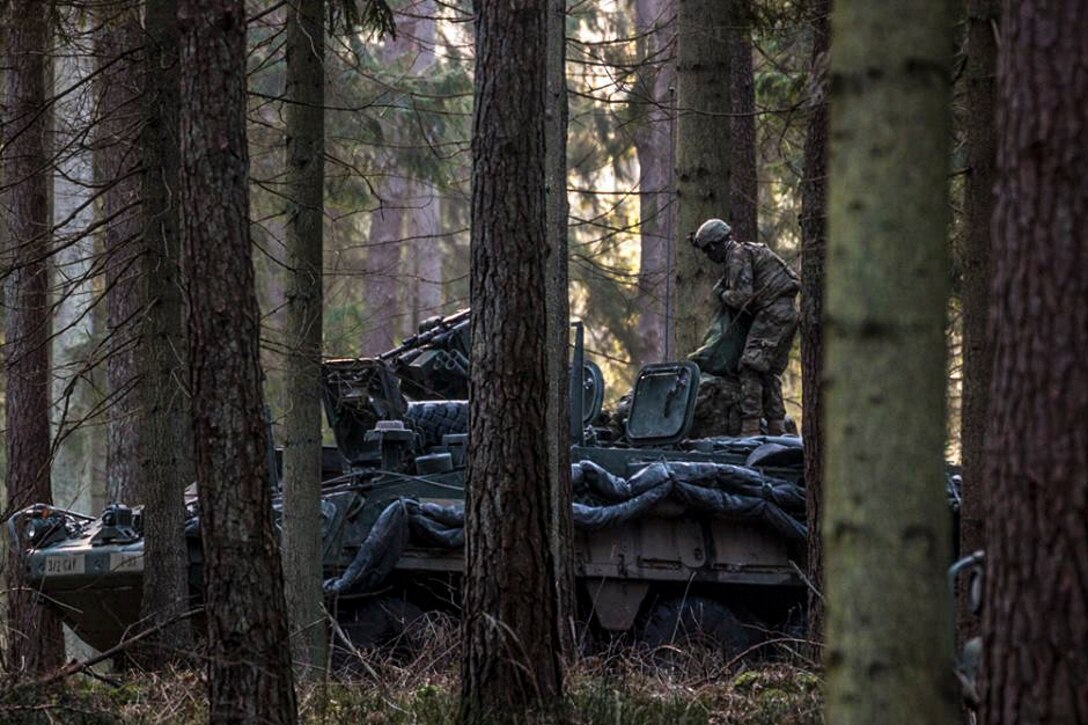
[
  {"xmin": 405, "ymin": 401, "xmax": 469, "ymax": 447},
  {"xmin": 638, "ymin": 596, "xmax": 761, "ymax": 661},
  {"xmin": 332, "ymin": 596, "xmax": 426, "ymax": 672}
]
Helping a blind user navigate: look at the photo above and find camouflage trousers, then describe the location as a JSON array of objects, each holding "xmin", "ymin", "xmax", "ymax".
[
  {"xmin": 738, "ymin": 296, "xmax": 798, "ymax": 422},
  {"xmin": 689, "ymin": 373, "xmax": 744, "ymax": 438}
]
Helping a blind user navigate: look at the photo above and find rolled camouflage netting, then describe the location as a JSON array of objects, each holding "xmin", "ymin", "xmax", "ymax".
[{"xmin": 320, "ymin": 458, "xmax": 808, "ymax": 596}]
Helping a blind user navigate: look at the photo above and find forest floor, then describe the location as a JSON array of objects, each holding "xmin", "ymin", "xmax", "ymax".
[{"xmin": 0, "ymin": 617, "xmax": 822, "ymax": 724}]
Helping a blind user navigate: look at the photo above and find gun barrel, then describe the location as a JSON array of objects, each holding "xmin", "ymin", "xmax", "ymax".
[{"xmin": 377, "ymin": 309, "xmax": 470, "ymax": 361}]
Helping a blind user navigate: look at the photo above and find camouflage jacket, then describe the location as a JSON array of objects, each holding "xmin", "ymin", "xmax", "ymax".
[{"xmin": 716, "ymin": 241, "xmax": 800, "ymax": 312}]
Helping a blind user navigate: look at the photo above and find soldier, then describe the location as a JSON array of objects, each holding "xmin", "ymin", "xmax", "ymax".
[{"xmin": 689, "ymin": 218, "xmax": 800, "ymax": 437}]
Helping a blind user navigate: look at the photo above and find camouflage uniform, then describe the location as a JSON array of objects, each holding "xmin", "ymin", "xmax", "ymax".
[
  {"xmin": 716, "ymin": 241, "xmax": 800, "ymax": 433},
  {"xmin": 688, "ymin": 373, "xmax": 744, "ymax": 438}
]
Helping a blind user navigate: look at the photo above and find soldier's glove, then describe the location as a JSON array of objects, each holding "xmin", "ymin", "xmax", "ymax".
[{"xmin": 713, "ymin": 279, "xmax": 736, "ymax": 307}]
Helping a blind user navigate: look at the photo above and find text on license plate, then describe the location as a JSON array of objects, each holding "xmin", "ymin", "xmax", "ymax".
[
  {"xmin": 109, "ymin": 552, "xmax": 144, "ymax": 573},
  {"xmin": 45, "ymin": 555, "xmax": 85, "ymax": 576}
]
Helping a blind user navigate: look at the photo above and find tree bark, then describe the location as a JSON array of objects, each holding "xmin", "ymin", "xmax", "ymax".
[
  {"xmin": 1, "ymin": 0, "xmax": 65, "ymax": 673},
  {"xmin": 362, "ymin": 189, "xmax": 404, "ymax": 354},
  {"xmin": 730, "ymin": 1, "xmax": 757, "ymax": 245},
  {"xmin": 671, "ymin": 0, "xmax": 731, "ymax": 358},
  {"xmin": 461, "ymin": 0, "xmax": 563, "ymax": 719},
  {"xmin": 138, "ymin": 0, "xmax": 196, "ymax": 665},
  {"xmin": 957, "ymin": 0, "xmax": 998, "ymax": 638},
  {"xmin": 800, "ymin": 0, "xmax": 829, "ymax": 642},
  {"xmin": 632, "ymin": 0, "xmax": 674, "ymax": 366},
  {"xmin": 981, "ymin": 2, "xmax": 1088, "ymax": 722},
  {"xmin": 545, "ymin": 0, "xmax": 574, "ymax": 660},
  {"xmin": 178, "ymin": 1, "xmax": 297, "ymax": 721},
  {"xmin": 404, "ymin": 178, "xmax": 443, "ymax": 336},
  {"xmin": 97, "ymin": 6, "xmax": 145, "ymax": 505},
  {"xmin": 50, "ymin": 10, "xmax": 99, "ymax": 520},
  {"xmin": 360, "ymin": 9, "xmax": 423, "ymax": 355},
  {"xmin": 282, "ymin": 0, "xmax": 327, "ymax": 676},
  {"xmin": 399, "ymin": 4, "xmax": 442, "ymax": 339},
  {"xmin": 823, "ymin": 1, "xmax": 957, "ymax": 722}
]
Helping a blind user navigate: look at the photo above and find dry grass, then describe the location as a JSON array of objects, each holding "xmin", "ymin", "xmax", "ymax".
[{"xmin": 0, "ymin": 614, "xmax": 822, "ymax": 725}]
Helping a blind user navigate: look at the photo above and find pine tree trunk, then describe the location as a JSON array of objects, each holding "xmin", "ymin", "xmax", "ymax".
[
  {"xmin": 178, "ymin": 1, "xmax": 297, "ymax": 721},
  {"xmin": 823, "ymin": 1, "xmax": 957, "ymax": 721},
  {"xmin": 361, "ymin": 12, "xmax": 422, "ymax": 355},
  {"xmin": 730, "ymin": 1, "xmax": 757, "ymax": 245},
  {"xmin": 957, "ymin": 0, "xmax": 998, "ymax": 637},
  {"xmin": 1, "ymin": 0, "xmax": 65, "ymax": 673},
  {"xmin": 0, "ymin": 175, "xmax": 6, "ymax": 666},
  {"xmin": 362, "ymin": 178, "xmax": 405, "ymax": 354},
  {"xmin": 981, "ymin": 2, "xmax": 1088, "ymax": 722},
  {"xmin": 400, "ymin": 4, "xmax": 441, "ymax": 338},
  {"xmin": 672, "ymin": 0, "xmax": 731, "ymax": 357},
  {"xmin": 800, "ymin": 0, "xmax": 829, "ymax": 642},
  {"xmin": 50, "ymin": 12, "xmax": 98, "ymax": 520},
  {"xmin": 97, "ymin": 8, "xmax": 145, "ymax": 505},
  {"xmin": 405, "ymin": 179, "xmax": 443, "ymax": 330},
  {"xmin": 461, "ymin": 0, "xmax": 563, "ymax": 718},
  {"xmin": 545, "ymin": 0, "xmax": 574, "ymax": 660},
  {"xmin": 282, "ymin": 0, "xmax": 327, "ymax": 675},
  {"xmin": 138, "ymin": 0, "xmax": 195, "ymax": 665},
  {"xmin": 632, "ymin": 0, "xmax": 674, "ymax": 365}
]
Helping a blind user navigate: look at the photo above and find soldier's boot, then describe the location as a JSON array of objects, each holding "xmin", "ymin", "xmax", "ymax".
[
  {"xmin": 740, "ymin": 417, "xmax": 762, "ymax": 437},
  {"xmin": 765, "ymin": 419, "xmax": 785, "ymax": 436}
]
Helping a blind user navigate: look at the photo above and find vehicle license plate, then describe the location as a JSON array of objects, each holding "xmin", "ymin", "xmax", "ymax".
[
  {"xmin": 109, "ymin": 552, "xmax": 144, "ymax": 573},
  {"xmin": 44, "ymin": 555, "xmax": 85, "ymax": 576}
]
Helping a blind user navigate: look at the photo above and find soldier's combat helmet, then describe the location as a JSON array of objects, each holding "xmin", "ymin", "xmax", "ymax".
[{"xmin": 692, "ymin": 218, "xmax": 732, "ymax": 249}]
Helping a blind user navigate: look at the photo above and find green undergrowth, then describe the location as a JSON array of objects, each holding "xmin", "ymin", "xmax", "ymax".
[{"xmin": 0, "ymin": 637, "xmax": 821, "ymax": 724}]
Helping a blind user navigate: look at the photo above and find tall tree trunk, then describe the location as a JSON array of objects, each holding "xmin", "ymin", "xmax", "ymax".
[
  {"xmin": 0, "ymin": 190, "xmax": 6, "ymax": 666},
  {"xmin": 461, "ymin": 0, "xmax": 563, "ymax": 719},
  {"xmin": 0, "ymin": 168, "xmax": 6, "ymax": 667},
  {"xmin": 50, "ymin": 7, "xmax": 103, "ymax": 663},
  {"xmin": 800, "ymin": 0, "xmax": 829, "ymax": 642},
  {"xmin": 282, "ymin": 0, "xmax": 327, "ymax": 676},
  {"xmin": 1, "ymin": 0, "xmax": 65, "ymax": 673},
  {"xmin": 730, "ymin": 1, "xmax": 757, "ymax": 244},
  {"xmin": 97, "ymin": 7, "xmax": 145, "ymax": 505},
  {"xmin": 50, "ymin": 11, "xmax": 98, "ymax": 519},
  {"xmin": 361, "ymin": 6, "xmax": 426, "ymax": 355},
  {"xmin": 545, "ymin": 0, "xmax": 574, "ymax": 660},
  {"xmin": 399, "ymin": 4, "xmax": 441, "ymax": 338},
  {"xmin": 671, "ymin": 0, "xmax": 731, "ymax": 358},
  {"xmin": 823, "ymin": 1, "xmax": 957, "ymax": 722},
  {"xmin": 178, "ymin": 1, "xmax": 297, "ymax": 721},
  {"xmin": 0, "ymin": 170, "xmax": 5, "ymax": 353},
  {"xmin": 632, "ymin": 0, "xmax": 673, "ymax": 366},
  {"xmin": 139, "ymin": 0, "xmax": 195, "ymax": 664},
  {"xmin": 404, "ymin": 179, "xmax": 443, "ymax": 333},
  {"xmin": 362, "ymin": 179, "xmax": 405, "ymax": 354},
  {"xmin": 957, "ymin": 0, "xmax": 998, "ymax": 636},
  {"xmin": 981, "ymin": 2, "xmax": 1088, "ymax": 722}
]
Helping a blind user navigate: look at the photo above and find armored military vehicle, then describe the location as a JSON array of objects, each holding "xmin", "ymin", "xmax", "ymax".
[{"xmin": 6, "ymin": 311, "xmax": 808, "ymax": 658}]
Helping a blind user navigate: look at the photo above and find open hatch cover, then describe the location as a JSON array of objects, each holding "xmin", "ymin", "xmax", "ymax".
[{"xmin": 625, "ymin": 361, "xmax": 700, "ymax": 446}]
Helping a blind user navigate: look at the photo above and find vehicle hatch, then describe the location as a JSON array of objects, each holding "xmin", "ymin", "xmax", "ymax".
[{"xmin": 624, "ymin": 361, "xmax": 700, "ymax": 447}]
